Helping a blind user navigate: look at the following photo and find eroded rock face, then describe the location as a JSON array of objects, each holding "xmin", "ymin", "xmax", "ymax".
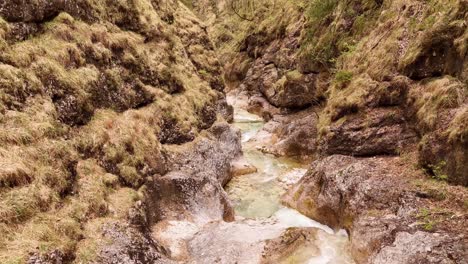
[
  {"xmin": 222, "ymin": 9, "xmax": 322, "ymax": 110},
  {"xmin": 371, "ymin": 231, "xmax": 468, "ymax": 264},
  {"xmin": 185, "ymin": 220, "xmax": 326, "ymax": 264},
  {"xmin": 251, "ymin": 108, "xmax": 319, "ymax": 157},
  {"xmin": 406, "ymin": 77, "xmax": 468, "ymax": 186},
  {"xmin": 282, "ymin": 155, "xmax": 406, "ymax": 229},
  {"xmin": 96, "ymin": 223, "xmax": 173, "ymax": 264},
  {"xmin": 147, "ymin": 171, "xmax": 235, "ymax": 224},
  {"xmin": 283, "ymin": 155, "xmax": 468, "ymax": 263},
  {"xmin": 145, "ymin": 122, "xmax": 241, "ymax": 225},
  {"xmin": 419, "ymin": 132, "xmax": 468, "ymax": 186},
  {"xmin": 0, "ymin": 0, "xmax": 234, "ymax": 262},
  {"xmin": 244, "ymin": 61, "xmax": 318, "ymax": 108},
  {"xmin": 320, "ymin": 108, "xmax": 417, "ymax": 156},
  {"xmin": 398, "ymin": 17, "xmax": 466, "ymax": 80}
]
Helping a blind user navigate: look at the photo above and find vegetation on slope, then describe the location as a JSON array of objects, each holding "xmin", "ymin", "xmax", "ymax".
[
  {"xmin": 0, "ymin": 0, "xmax": 225, "ymax": 262},
  {"xmin": 201, "ymin": 0, "xmax": 466, "ymax": 185}
]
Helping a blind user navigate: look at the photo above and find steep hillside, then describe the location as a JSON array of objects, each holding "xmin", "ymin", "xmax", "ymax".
[
  {"xmin": 196, "ymin": 0, "xmax": 467, "ymax": 184},
  {"xmin": 1, "ymin": 0, "xmax": 467, "ymax": 263},
  {"xmin": 0, "ymin": 0, "xmax": 237, "ymax": 263},
  {"xmin": 188, "ymin": 0, "xmax": 467, "ymax": 263}
]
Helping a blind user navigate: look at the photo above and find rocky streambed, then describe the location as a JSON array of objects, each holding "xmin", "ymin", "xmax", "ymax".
[
  {"xmin": 151, "ymin": 96, "xmax": 355, "ymax": 264},
  {"xmin": 226, "ymin": 104, "xmax": 354, "ymax": 264}
]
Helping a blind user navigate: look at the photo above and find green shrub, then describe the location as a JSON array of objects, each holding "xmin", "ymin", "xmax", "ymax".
[
  {"xmin": 428, "ymin": 161, "xmax": 449, "ymax": 181},
  {"xmin": 307, "ymin": 0, "xmax": 338, "ymax": 20},
  {"xmin": 334, "ymin": 70, "xmax": 353, "ymax": 85}
]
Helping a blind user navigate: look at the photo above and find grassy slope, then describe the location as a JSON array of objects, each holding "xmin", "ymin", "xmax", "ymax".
[{"xmin": 0, "ymin": 1, "xmax": 223, "ymax": 263}]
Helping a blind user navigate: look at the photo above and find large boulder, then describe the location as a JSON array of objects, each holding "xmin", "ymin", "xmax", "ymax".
[
  {"xmin": 147, "ymin": 171, "xmax": 235, "ymax": 224},
  {"xmin": 282, "ymin": 155, "xmax": 406, "ymax": 229},
  {"xmin": 145, "ymin": 122, "xmax": 241, "ymax": 225},
  {"xmin": 165, "ymin": 122, "xmax": 242, "ymax": 185},
  {"xmin": 282, "ymin": 155, "xmax": 468, "ymax": 263},
  {"xmin": 250, "ymin": 107, "xmax": 319, "ymax": 157}
]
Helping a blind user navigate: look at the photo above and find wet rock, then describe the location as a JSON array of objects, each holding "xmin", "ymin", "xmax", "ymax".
[
  {"xmin": 185, "ymin": 218, "xmax": 345, "ymax": 264},
  {"xmin": 283, "ymin": 155, "xmax": 468, "ymax": 263},
  {"xmin": 147, "ymin": 171, "xmax": 235, "ymax": 224},
  {"xmin": 261, "ymin": 227, "xmax": 320, "ymax": 264},
  {"xmin": 246, "ymin": 92, "xmax": 281, "ymax": 121},
  {"xmin": 230, "ymin": 157, "xmax": 257, "ymax": 177},
  {"xmin": 186, "ymin": 219, "xmax": 284, "ymax": 264},
  {"xmin": 320, "ymin": 108, "xmax": 417, "ymax": 156},
  {"xmin": 217, "ymin": 97, "xmax": 234, "ymax": 123},
  {"xmin": 227, "ymin": 89, "xmax": 250, "ymax": 110},
  {"xmin": 151, "ymin": 220, "xmax": 200, "ymax": 261},
  {"xmin": 185, "ymin": 219, "xmax": 327, "ymax": 264},
  {"xmin": 146, "ymin": 122, "xmax": 241, "ymax": 224}
]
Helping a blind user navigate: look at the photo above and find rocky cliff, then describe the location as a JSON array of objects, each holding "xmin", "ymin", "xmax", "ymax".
[
  {"xmin": 0, "ymin": 0, "xmax": 240, "ymax": 263},
  {"xmin": 199, "ymin": 0, "xmax": 467, "ymax": 184},
  {"xmin": 189, "ymin": 0, "xmax": 467, "ymax": 263},
  {"xmin": 1, "ymin": 0, "xmax": 467, "ymax": 263}
]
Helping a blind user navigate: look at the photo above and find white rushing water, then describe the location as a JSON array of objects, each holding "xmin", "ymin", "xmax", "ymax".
[{"xmin": 226, "ymin": 106, "xmax": 354, "ymax": 264}]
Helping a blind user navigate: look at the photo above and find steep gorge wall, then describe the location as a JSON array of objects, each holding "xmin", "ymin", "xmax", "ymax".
[
  {"xmin": 188, "ymin": 0, "xmax": 467, "ymax": 263},
  {"xmin": 196, "ymin": 0, "xmax": 467, "ymax": 185},
  {"xmin": 0, "ymin": 1, "xmax": 239, "ymax": 263}
]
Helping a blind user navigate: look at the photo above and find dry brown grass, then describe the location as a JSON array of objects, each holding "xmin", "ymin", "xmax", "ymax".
[
  {"xmin": 409, "ymin": 77, "xmax": 465, "ymax": 132},
  {"xmin": 0, "ymin": 0, "xmax": 223, "ymax": 262},
  {"xmin": 315, "ymin": 0, "xmax": 466, "ymax": 139},
  {"xmin": 447, "ymin": 106, "xmax": 468, "ymax": 143}
]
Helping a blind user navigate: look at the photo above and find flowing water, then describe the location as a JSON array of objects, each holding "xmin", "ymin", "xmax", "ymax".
[{"xmin": 226, "ymin": 105, "xmax": 354, "ymax": 264}]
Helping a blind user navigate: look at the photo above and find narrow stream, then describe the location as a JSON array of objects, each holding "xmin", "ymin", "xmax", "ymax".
[{"xmin": 226, "ymin": 105, "xmax": 354, "ymax": 264}]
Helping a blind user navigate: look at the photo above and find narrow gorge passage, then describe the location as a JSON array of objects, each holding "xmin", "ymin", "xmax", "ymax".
[
  {"xmin": 222, "ymin": 95, "xmax": 354, "ymax": 264},
  {"xmin": 0, "ymin": 0, "xmax": 466, "ymax": 263}
]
